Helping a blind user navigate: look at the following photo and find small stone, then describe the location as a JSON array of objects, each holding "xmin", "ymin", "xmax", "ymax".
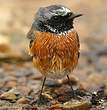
[
  {"xmin": 6, "ymin": 81, "xmax": 17, "ymax": 88},
  {"xmin": 0, "ymin": 80, "xmax": 4, "ymax": 89},
  {"xmin": 45, "ymin": 80, "xmax": 61, "ymax": 87},
  {"xmin": 18, "ymin": 77, "xmax": 27, "ymax": 83},
  {"xmin": 86, "ymin": 74, "xmax": 107, "ymax": 87},
  {"xmin": 11, "ymin": 71, "xmax": 32, "ymax": 77},
  {"xmin": 0, "ymin": 87, "xmax": 19, "ymax": 101},
  {"xmin": 0, "ymin": 83, "xmax": 3, "ymax": 89},
  {"xmin": 2, "ymin": 63, "xmax": 14, "ymax": 72},
  {"xmin": 63, "ymin": 100, "xmax": 91, "ymax": 110},
  {"xmin": 31, "ymin": 105, "xmax": 38, "ymax": 110},
  {"xmin": 58, "ymin": 95, "xmax": 70, "ymax": 103},
  {"xmin": 18, "ymin": 86, "xmax": 31, "ymax": 95},
  {"xmin": 55, "ymin": 87, "xmax": 71, "ymax": 95},
  {"xmin": 59, "ymin": 75, "xmax": 79, "ymax": 84},
  {"xmin": 42, "ymin": 92, "xmax": 53, "ymax": 100},
  {"xmin": 8, "ymin": 76, "xmax": 17, "ymax": 81},
  {"xmin": 0, "ymin": 68, "xmax": 4, "ymax": 77},
  {"xmin": 48, "ymin": 104, "xmax": 63, "ymax": 110},
  {"xmin": 80, "ymin": 82, "xmax": 89, "ymax": 91},
  {"xmin": 81, "ymin": 74, "xmax": 107, "ymax": 92},
  {"xmin": 0, "ymin": 92, "xmax": 17, "ymax": 100},
  {"xmin": 90, "ymin": 108, "xmax": 97, "ymax": 110},
  {"xmin": 17, "ymin": 97, "xmax": 29, "ymax": 104},
  {"xmin": 31, "ymin": 75, "xmax": 42, "ymax": 80}
]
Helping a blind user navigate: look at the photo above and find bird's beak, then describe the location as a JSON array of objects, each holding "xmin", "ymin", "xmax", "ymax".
[{"xmin": 69, "ymin": 13, "xmax": 83, "ymax": 19}]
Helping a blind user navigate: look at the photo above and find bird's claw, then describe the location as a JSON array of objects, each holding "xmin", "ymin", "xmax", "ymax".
[{"xmin": 30, "ymin": 94, "xmax": 44, "ymax": 106}]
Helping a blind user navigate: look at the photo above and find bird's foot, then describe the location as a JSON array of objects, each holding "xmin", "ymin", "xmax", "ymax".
[
  {"xmin": 30, "ymin": 94, "xmax": 45, "ymax": 106},
  {"xmin": 71, "ymin": 89, "xmax": 76, "ymax": 98},
  {"xmin": 31, "ymin": 94, "xmax": 49, "ymax": 106}
]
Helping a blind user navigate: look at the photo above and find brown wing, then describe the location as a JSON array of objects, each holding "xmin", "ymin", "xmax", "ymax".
[
  {"xmin": 27, "ymin": 30, "xmax": 35, "ymax": 39},
  {"xmin": 76, "ymin": 32, "xmax": 80, "ymax": 58}
]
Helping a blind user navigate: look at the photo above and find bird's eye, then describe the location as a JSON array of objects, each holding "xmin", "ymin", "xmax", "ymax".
[
  {"xmin": 68, "ymin": 13, "xmax": 72, "ymax": 16},
  {"xmin": 53, "ymin": 16, "xmax": 58, "ymax": 19}
]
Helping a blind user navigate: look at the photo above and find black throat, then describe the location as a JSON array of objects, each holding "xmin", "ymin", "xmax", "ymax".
[{"xmin": 32, "ymin": 16, "xmax": 74, "ymax": 35}]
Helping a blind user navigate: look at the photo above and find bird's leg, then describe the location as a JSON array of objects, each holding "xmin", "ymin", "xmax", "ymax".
[
  {"xmin": 31, "ymin": 77, "xmax": 46, "ymax": 105},
  {"xmin": 38, "ymin": 77, "xmax": 46, "ymax": 101},
  {"xmin": 67, "ymin": 75, "xmax": 75, "ymax": 97}
]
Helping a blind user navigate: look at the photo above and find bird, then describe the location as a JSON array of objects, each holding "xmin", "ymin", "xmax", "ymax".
[{"xmin": 27, "ymin": 5, "xmax": 82, "ymax": 103}]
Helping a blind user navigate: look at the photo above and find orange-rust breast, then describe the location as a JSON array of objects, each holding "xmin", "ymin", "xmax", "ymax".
[{"xmin": 30, "ymin": 30, "xmax": 79, "ymax": 79}]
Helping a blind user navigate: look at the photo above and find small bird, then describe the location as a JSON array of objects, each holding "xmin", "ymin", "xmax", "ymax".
[{"xmin": 27, "ymin": 5, "xmax": 82, "ymax": 102}]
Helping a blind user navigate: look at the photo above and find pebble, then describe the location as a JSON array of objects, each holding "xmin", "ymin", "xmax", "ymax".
[
  {"xmin": 48, "ymin": 104, "xmax": 63, "ymax": 110},
  {"xmin": 0, "ymin": 80, "xmax": 4, "ymax": 89},
  {"xmin": 6, "ymin": 81, "xmax": 17, "ymax": 88},
  {"xmin": 59, "ymin": 75, "xmax": 79, "ymax": 84},
  {"xmin": 18, "ymin": 77, "xmax": 27, "ymax": 83},
  {"xmin": 55, "ymin": 87, "xmax": 71, "ymax": 95},
  {"xmin": 31, "ymin": 75, "xmax": 42, "ymax": 80},
  {"xmin": 8, "ymin": 76, "xmax": 17, "ymax": 81},
  {"xmin": 63, "ymin": 100, "xmax": 91, "ymax": 110},
  {"xmin": 0, "ymin": 83, "xmax": 3, "ymax": 89},
  {"xmin": 0, "ymin": 87, "xmax": 19, "ymax": 101},
  {"xmin": 58, "ymin": 95, "xmax": 70, "ymax": 103},
  {"xmin": 11, "ymin": 71, "xmax": 32, "ymax": 77},
  {"xmin": 17, "ymin": 97, "xmax": 29, "ymax": 104},
  {"xmin": 17, "ymin": 86, "xmax": 31, "ymax": 95},
  {"xmin": 80, "ymin": 82, "xmax": 89, "ymax": 91},
  {"xmin": 45, "ymin": 80, "xmax": 61, "ymax": 87},
  {"xmin": 42, "ymin": 92, "xmax": 53, "ymax": 100}
]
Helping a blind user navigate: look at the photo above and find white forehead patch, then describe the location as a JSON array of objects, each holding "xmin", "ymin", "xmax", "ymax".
[
  {"xmin": 61, "ymin": 6, "xmax": 71, "ymax": 13},
  {"xmin": 51, "ymin": 6, "xmax": 71, "ymax": 16}
]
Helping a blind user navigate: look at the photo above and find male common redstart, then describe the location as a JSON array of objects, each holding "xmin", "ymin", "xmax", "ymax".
[{"xmin": 27, "ymin": 5, "xmax": 82, "ymax": 103}]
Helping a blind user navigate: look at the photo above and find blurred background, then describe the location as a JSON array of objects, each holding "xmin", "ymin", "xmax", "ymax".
[
  {"xmin": 0, "ymin": 0, "xmax": 107, "ymax": 60},
  {"xmin": 0, "ymin": 0, "xmax": 107, "ymax": 97}
]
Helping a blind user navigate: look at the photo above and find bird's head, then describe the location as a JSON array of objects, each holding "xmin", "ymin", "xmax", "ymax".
[{"xmin": 30, "ymin": 5, "xmax": 82, "ymax": 35}]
